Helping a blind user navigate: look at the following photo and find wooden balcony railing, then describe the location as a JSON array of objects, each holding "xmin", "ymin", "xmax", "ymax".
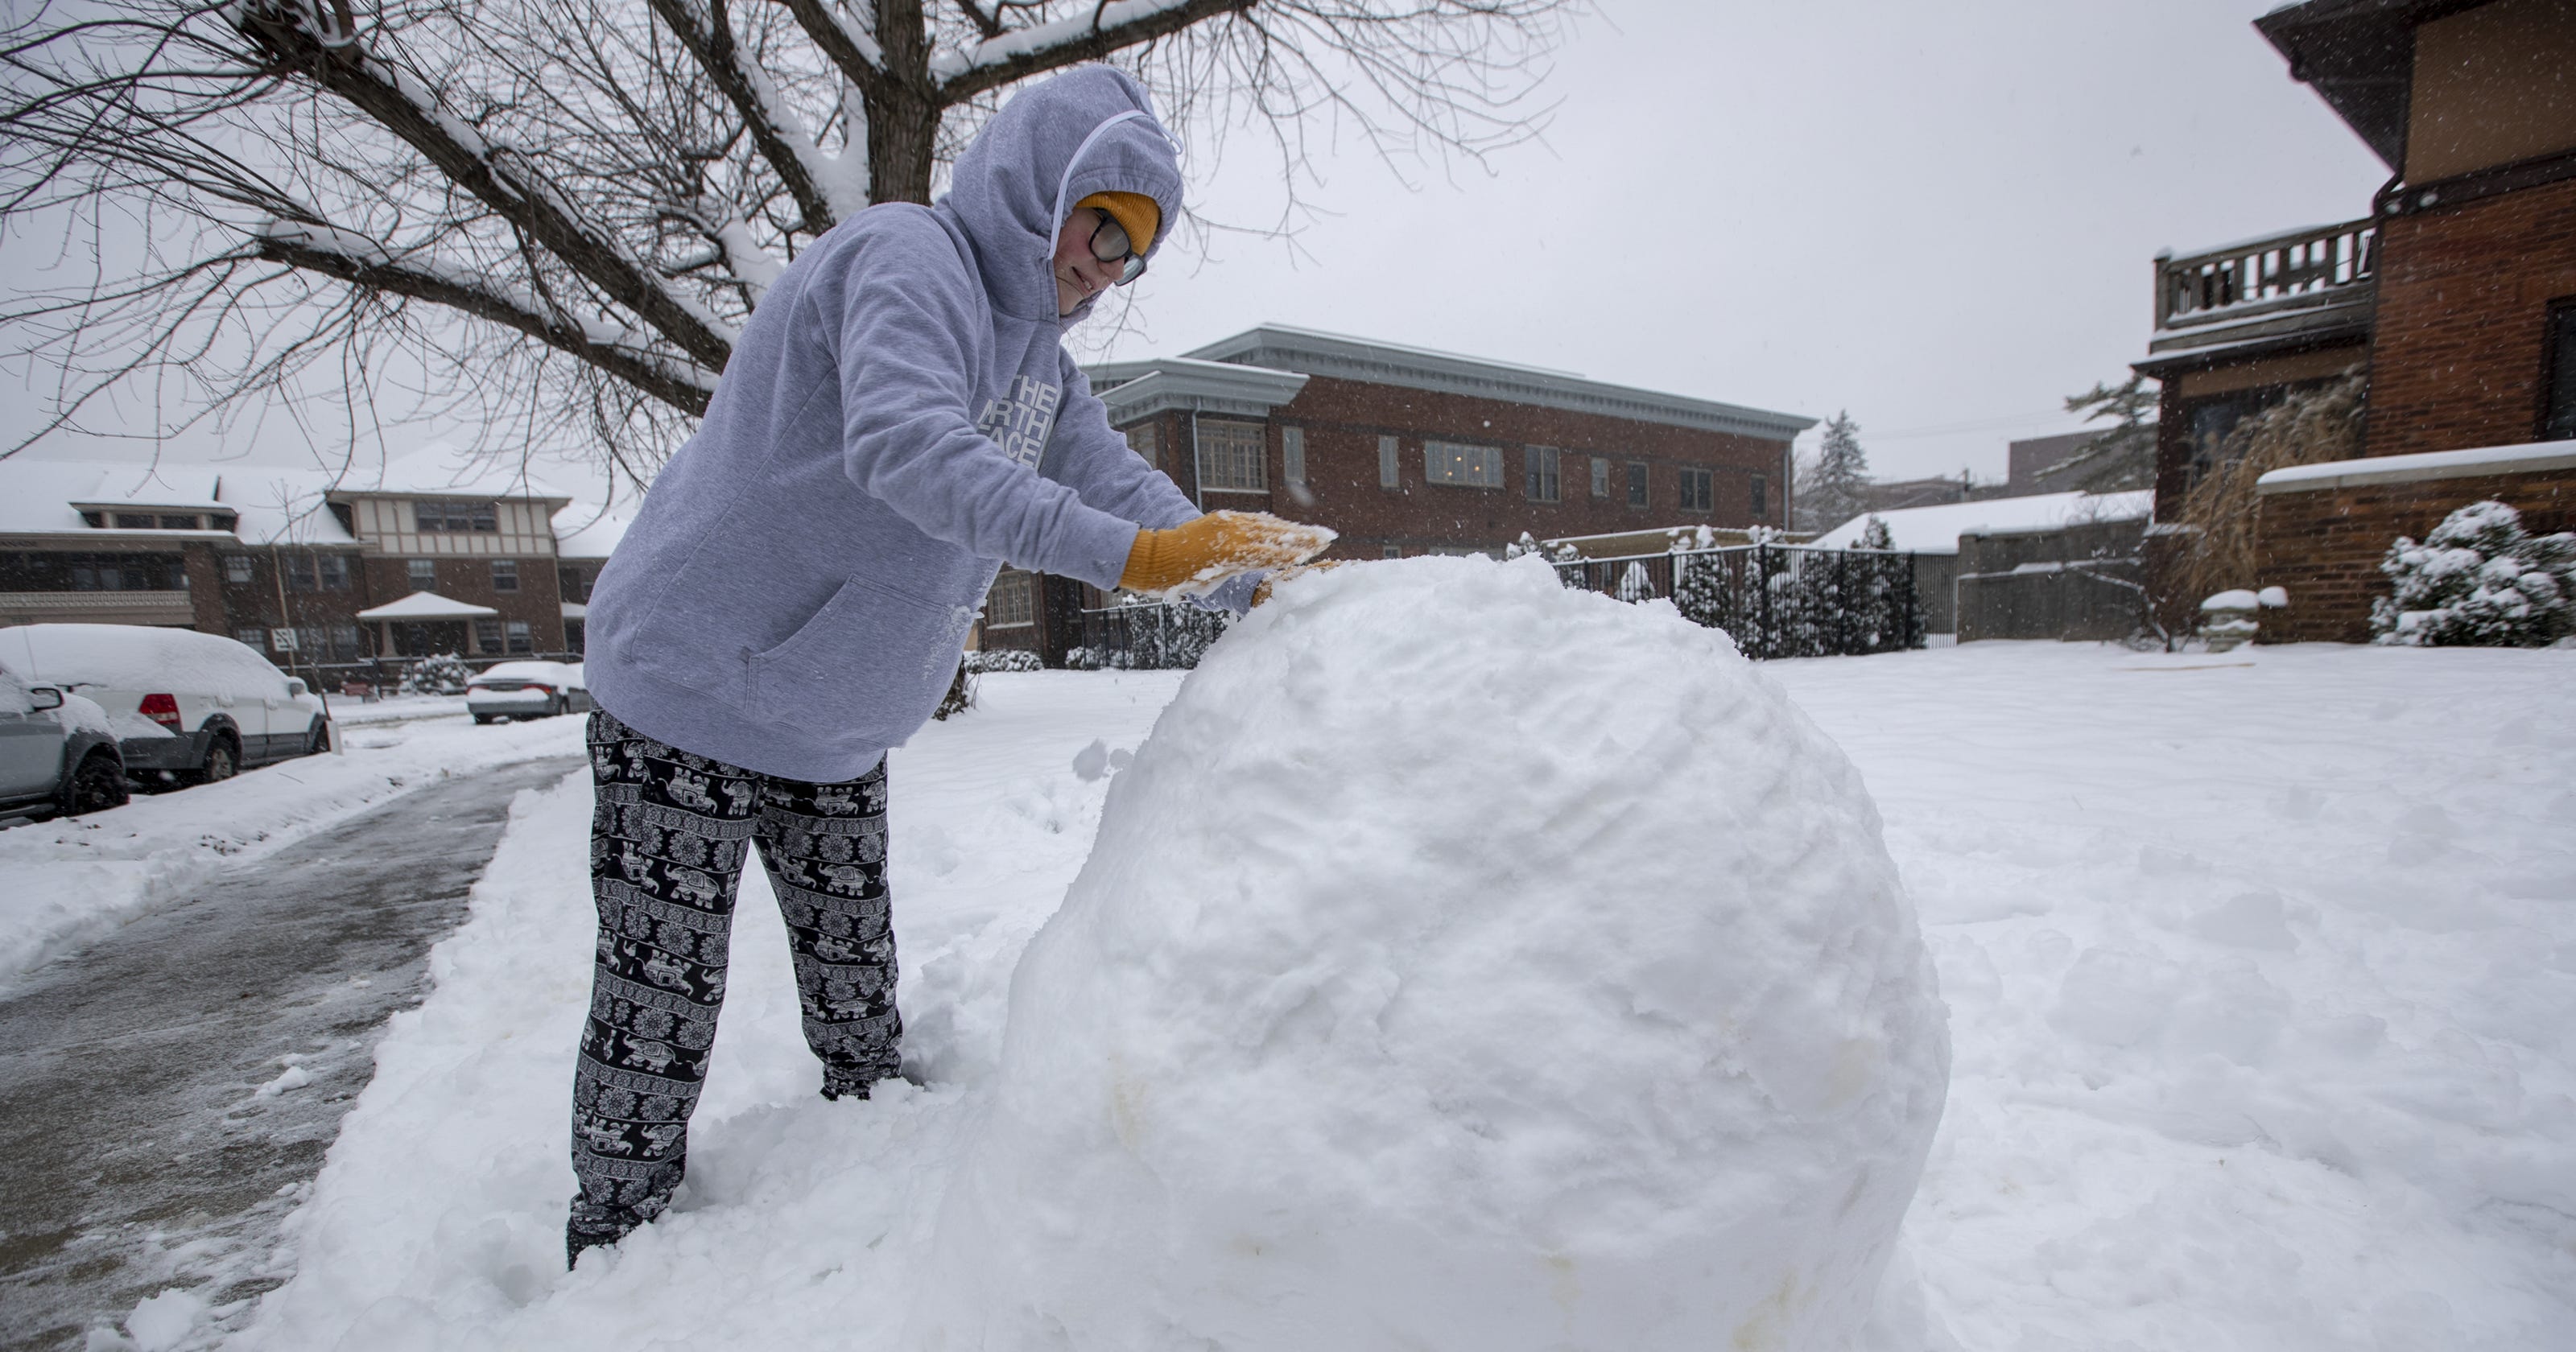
[{"xmin": 2156, "ymin": 219, "xmax": 2375, "ymax": 333}]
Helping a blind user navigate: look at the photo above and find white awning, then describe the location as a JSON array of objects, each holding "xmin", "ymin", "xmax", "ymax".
[{"xmin": 357, "ymin": 591, "xmax": 499, "ymax": 620}]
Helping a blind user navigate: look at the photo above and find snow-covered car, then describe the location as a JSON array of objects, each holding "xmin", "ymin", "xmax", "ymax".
[
  {"xmin": 0, "ymin": 624, "xmax": 332, "ymax": 787},
  {"xmin": 464, "ymin": 661, "xmax": 592, "ymax": 723},
  {"xmin": 0, "ymin": 658, "xmax": 127, "ymax": 818}
]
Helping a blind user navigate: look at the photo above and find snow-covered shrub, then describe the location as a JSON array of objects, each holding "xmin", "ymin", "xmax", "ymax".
[
  {"xmin": 963, "ymin": 648, "xmax": 1042, "ymax": 674},
  {"xmin": 398, "ymin": 653, "xmax": 474, "ymax": 695},
  {"xmin": 2371, "ymin": 500, "xmax": 2576, "ymax": 648},
  {"xmin": 918, "ymin": 555, "xmax": 1949, "ymax": 1351}
]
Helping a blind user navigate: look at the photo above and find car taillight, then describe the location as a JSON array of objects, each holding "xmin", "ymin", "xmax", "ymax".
[
  {"xmin": 139, "ymin": 692, "xmax": 182, "ymax": 729},
  {"xmin": 522, "ymin": 684, "xmax": 553, "ymax": 695}
]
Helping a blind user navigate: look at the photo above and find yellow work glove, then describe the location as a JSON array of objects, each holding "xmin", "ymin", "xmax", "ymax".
[{"xmin": 1120, "ymin": 510, "xmax": 1335, "ymax": 596}]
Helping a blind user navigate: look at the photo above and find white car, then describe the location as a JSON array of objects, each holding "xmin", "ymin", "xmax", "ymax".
[
  {"xmin": 0, "ymin": 660, "xmax": 126, "ymax": 818},
  {"xmin": 0, "ymin": 624, "xmax": 332, "ymax": 787},
  {"xmin": 465, "ymin": 661, "xmax": 592, "ymax": 723}
]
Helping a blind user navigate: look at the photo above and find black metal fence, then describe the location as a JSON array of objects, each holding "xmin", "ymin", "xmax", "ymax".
[
  {"xmin": 1551, "ymin": 545, "xmax": 1924, "ymax": 659},
  {"xmin": 1069, "ymin": 601, "xmax": 1235, "ymax": 670},
  {"xmin": 1068, "ymin": 546, "xmax": 1925, "ymax": 670}
]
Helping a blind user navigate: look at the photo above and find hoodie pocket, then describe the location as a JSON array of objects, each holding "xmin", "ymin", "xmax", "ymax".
[{"xmin": 746, "ymin": 575, "xmax": 973, "ymax": 746}]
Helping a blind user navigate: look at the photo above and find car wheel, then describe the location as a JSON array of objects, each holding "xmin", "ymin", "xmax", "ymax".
[
  {"xmin": 188, "ymin": 736, "xmax": 239, "ymax": 785},
  {"xmin": 554, "ymin": 695, "xmax": 569, "ymax": 718},
  {"xmin": 61, "ymin": 752, "xmax": 130, "ymax": 817},
  {"xmin": 473, "ymin": 713, "xmax": 497, "ymax": 725}
]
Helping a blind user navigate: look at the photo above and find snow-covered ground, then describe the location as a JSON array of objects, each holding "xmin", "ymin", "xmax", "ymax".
[
  {"xmin": 88, "ymin": 641, "xmax": 2576, "ymax": 1350},
  {"xmin": 0, "ymin": 696, "xmax": 584, "ymax": 995}
]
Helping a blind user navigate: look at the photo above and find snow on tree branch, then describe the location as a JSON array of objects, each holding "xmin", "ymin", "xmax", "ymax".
[{"xmin": 931, "ymin": 0, "xmax": 1253, "ymax": 102}]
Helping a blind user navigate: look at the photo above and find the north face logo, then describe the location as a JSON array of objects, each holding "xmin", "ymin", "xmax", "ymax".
[{"xmin": 976, "ymin": 374, "xmax": 1062, "ymax": 469}]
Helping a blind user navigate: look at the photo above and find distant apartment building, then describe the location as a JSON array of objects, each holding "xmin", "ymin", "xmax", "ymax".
[
  {"xmin": 2135, "ymin": 0, "xmax": 2576, "ymax": 641},
  {"xmin": 978, "ymin": 325, "xmax": 1813, "ymax": 662},
  {"xmin": 0, "ymin": 454, "xmax": 603, "ymax": 682}
]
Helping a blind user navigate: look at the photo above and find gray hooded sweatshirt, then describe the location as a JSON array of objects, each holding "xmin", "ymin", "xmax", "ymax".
[{"xmin": 585, "ymin": 67, "xmax": 1216, "ymax": 782}]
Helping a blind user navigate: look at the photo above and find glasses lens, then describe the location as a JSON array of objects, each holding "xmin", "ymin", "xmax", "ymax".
[
  {"xmin": 1117, "ymin": 254, "xmax": 1148, "ymax": 286},
  {"xmin": 1090, "ymin": 216, "xmax": 1131, "ymax": 264}
]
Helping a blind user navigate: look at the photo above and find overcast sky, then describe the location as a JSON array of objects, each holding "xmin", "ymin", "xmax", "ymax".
[{"xmin": 12, "ymin": 0, "xmax": 2392, "ymax": 491}]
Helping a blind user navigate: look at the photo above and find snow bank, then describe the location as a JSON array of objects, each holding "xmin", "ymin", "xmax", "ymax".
[{"xmin": 918, "ymin": 556, "xmax": 1951, "ymax": 1351}]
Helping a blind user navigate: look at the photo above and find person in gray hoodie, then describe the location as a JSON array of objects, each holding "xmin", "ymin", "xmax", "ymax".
[{"xmin": 565, "ymin": 65, "xmax": 1324, "ymax": 1263}]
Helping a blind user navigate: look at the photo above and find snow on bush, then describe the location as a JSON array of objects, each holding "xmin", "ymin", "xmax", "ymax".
[
  {"xmin": 398, "ymin": 653, "xmax": 476, "ymax": 695},
  {"xmin": 915, "ymin": 555, "xmax": 1951, "ymax": 1351},
  {"xmin": 964, "ymin": 648, "xmax": 1043, "ymax": 674},
  {"xmin": 2371, "ymin": 500, "xmax": 2576, "ymax": 648}
]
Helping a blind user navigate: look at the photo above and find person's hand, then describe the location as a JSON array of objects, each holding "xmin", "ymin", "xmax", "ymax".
[
  {"xmin": 1121, "ymin": 511, "xmax": 1335, "ymax": 596},
  {"xmin": 1251, "ymin": 560, "xmax": 1346, "ymax": 607}
]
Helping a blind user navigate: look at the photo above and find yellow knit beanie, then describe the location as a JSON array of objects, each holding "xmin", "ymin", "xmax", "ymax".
[{"xmin": 1075, "ymin": 191, "xmax": 1158, "ymax": 256}]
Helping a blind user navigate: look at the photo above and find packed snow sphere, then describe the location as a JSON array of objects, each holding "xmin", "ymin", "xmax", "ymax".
[{"xmin": 916, "ymin": 555, "xmax": 1951, "ymax": 1351}]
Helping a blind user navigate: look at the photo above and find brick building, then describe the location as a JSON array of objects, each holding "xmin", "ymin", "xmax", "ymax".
[
  {"xmin": 2132, "ymin": 0, "xmax": 2576, "ymax": 641},
  {"xmin": 978, "ymin": 325, "xmax": 1812, "ymax": 662},
  {"xmin": 0, "ymin": 453, "xmax": 599, "ymax": 684}
]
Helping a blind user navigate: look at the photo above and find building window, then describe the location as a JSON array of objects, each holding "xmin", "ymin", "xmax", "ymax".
[
  {"xmin": 1524, "ymin": 447, "xmax": 1561, "ymax": 502},
  {"xmin": 1282, "ymin": 426, "xmax": 1307, "ymax": 487},
  {"xmin": 1678, "ymin": 466, "xmax": 1713, "ymax": 513},
  {"xmin": 234, "ymin": 627, "xmax": 266, "ymax": 650},
  {"xmin": 10, "ymin": 552, "xmax": 190, "ymax": 592},
  {"xmin": 415, "ymin": 500, "xmax": 497, "ymax": 533},
  {"xmin": 1125, "ymin": 421, "xmax": 1160, "ymax": 468},
  {"xmin": 1424, "ymin": 441, "xmax": 1504, "ymax": 488},
  {"xmin": 506, "ymin": 620, "xmax": 533, "ymax": 653},
  {"xmin": 1626, "ymin": 462, "xmax": 1650, "ymax": 508},
  {"xmin": 474, "ymin": 619, "xmax": 503, "ymax": 652},
  {"xmin": 1591, "ymin": 457, "xmax": 1612, "ymax": 498},
  {"xmin": 1379, "ymin": 435, "xmax": 1402, "ymax": 488},
  {"xmin": 158, "ymin": 515, "xmax": 199, "ymax": 530},
  {"xmin": 492, "ymin": 559, "xmax": 519, "ymax": 592},
  {"xmin": 330, "ymin": 624, "xmax": 364, "ymax": 662},
  {"xmin": 408, "ymin": 559, "xmax": 437, "ymax": 592},
  {"xmin": 224, "ymin": 555, "xmax": 255, "ymax": 584},
  {"xmin": 113, "ymin": 513, "xmax": 156, "ymax": 529},
  {"xmin": 558, "ymin": 565, "xmax": 591, "ymax": 604},
  {"xmin": 1381, "ymin": 545, "xmax": 1402, "ymax": 559},
  {"xmin": 1196, "ymin": 418, "xmax": 1266, "ymax": 492},
  {"xmin": 1751, "ymin": 473, "xmax": 1769, "ymax": 519},
  {"xmin": 287, "ymin": 554, "xmax": 351, "ymax": 592},
  {"xmin": 2545, "ymin": 300, "xmax": 2576, "ymax": 441},
  {"xmin": 985, "ymin": 571, "xmax": 1035, "ymax": 627}
]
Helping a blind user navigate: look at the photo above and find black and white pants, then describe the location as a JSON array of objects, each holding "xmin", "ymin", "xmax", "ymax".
[{"xmin": 569, "ymin": 710, "xmax": 900, "ymax": 1253}]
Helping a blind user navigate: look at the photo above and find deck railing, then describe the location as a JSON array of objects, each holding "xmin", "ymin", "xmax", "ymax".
[{"xmin": 2156, "ymin": 219, "xmax": 2375, "ymax": 332}]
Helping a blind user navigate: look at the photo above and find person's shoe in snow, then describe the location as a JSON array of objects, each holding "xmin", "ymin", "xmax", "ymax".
[
  {"xmin": 566, "ymin": 1199, "xmax": 655, "ymax": 1268},
  {"xmin": 819, "ymin": 1062, "xmax": 928, "ymax": 1101}
]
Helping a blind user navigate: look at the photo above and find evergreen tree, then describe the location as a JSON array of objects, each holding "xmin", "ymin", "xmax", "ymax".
[
  {"xmin": 1794, "ymin": 412, "xmax": 1872, "ymax": 534},
  {"xmin": 2054, "ymin": 375, "xmax": 2160, "ymax": 492},
  {"xmin": 2372, "ymin": 500, "xmax": 2576, "ymax": 647}
]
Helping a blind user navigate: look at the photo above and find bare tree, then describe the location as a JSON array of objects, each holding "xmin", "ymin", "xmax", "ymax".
[{"xmin": 2, "ymin": 0, "xmax": 1576, "ymax": 480}]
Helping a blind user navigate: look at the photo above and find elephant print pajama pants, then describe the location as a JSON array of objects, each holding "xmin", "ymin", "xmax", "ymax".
[{"xmin": 568, "ymin": 710, "xmax": 900, "ymax": 1259}]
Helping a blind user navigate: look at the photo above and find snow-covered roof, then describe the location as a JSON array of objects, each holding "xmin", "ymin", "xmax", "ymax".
[
  {"xmin": 356, "ymin": 592, "xmax": 499, "ymax": 620},
  {"xmin": 2254, "ymin": 439, "xmax": 2576, "ymax": 494},
  {"xmin": 551, "ymin": 505, "xmax": 632, "ymax": 559},
  {"xmin": 0, "ymin": 462, "xmax": 226, "ymax": 534},
  {"xmin": 1810, "ymin": 491, "xmax": 2154, "ymax": 555}
]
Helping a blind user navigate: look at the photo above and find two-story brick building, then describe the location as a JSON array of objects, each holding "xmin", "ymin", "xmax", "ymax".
[
  {"xmin": 2133, "ymin": 0, "xmax": 2576, "ymax": 641},
  {"xmin": 977, "ymin": 325, "xmax": 1813, "ymax": 662},
  {"xmin": 0, "ymin": 452, "xmax": 594, "ymax": 683}
]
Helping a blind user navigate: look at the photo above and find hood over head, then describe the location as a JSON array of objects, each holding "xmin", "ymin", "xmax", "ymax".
[{"xmin": 940, "ymin": 65, "xmax": 1183, "ymax": 324}]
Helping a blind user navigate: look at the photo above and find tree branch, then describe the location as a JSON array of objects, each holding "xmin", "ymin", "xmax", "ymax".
[
  {"xmin": 232, "ymin": 1, "xmax": 736, "ymax": 374},
  {"xmin": 645, "ymin": 0, "xmax": 837, "ymax": 233},
  {"xmin": 935, "ymin": 0, "xmax": 1258, "ymax": 105},
  {"xmin": 775, "ymin": 0, "xmax": 906, "ymax": 107},
  {"xmin": 256, "ymin": 225, "xmax": 714, "ymax": 418}
]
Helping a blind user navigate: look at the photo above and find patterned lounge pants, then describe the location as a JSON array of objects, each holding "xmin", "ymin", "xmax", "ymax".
[{"xmin": 568, "ymin": 710, "xmax": 900, "ymax": 1258}]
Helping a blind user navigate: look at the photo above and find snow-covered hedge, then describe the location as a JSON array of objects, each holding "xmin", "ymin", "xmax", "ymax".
[
  {"xmin": 398, "ymin": 653, "xmax": 476, "ymax": 695},
  {"xmin": 2371, "ymin": 500, "xmax": 2576, "ymax": 648},
  {"xmin": 963, "ymin": 648, "xmax": 1042, "ymax": 674}
]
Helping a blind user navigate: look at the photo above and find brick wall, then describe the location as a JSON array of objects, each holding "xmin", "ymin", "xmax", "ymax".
[
  {"xmin": 1122, "ymin": 374, "xmax": 1792, "ymax": 559},
  {"xmin": 2255, "ymin": 465, "xmax": 2576, "ymax": 642},
  {"xmin": 2363, "ymin": 175, "xmax": 2576, "ymax": 459}
]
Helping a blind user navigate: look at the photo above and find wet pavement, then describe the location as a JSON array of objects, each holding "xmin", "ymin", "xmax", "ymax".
[{"xmin": 0, "ymin": 756, "xmax": 583, "ymax": 1350}]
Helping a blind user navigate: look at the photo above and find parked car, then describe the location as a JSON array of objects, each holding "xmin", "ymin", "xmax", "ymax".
[
  {"xmin": 0, "ymin": 658, "xmax": 127, "ymax": 818},
  {"xmin": 465, "ymin": 661, "xmax": 592, "ymax": 723},
  {"xmin": 0, "ymin": 624, "xmax": 332, "ymax": 788}
]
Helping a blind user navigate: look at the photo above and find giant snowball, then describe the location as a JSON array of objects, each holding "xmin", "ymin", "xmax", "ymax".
[{"xmin": 917, "ymin": 555, "xmax": 1949, "ymax": 1351}]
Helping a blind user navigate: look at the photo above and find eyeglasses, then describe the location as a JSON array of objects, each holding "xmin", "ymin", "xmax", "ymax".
[{"xmin": 1088, "ymin": 211, "xmax": 1149, "ymax": 286}]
